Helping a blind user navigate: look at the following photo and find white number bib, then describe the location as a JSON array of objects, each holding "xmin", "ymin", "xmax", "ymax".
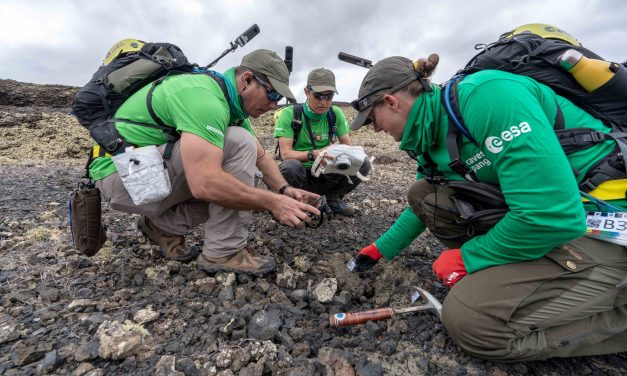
[{"xmin": 585, "ymin": 211, "xmax": 627, "ymax": 246}]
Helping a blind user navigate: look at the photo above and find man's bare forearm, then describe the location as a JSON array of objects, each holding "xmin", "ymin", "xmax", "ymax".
[
  {"xmin": 256, "ymin": 152, "xmax": 289, "ymax": 191},
  {"xmin": 196, "ymin": 168, "xmax": 278, "ymax": 211}
]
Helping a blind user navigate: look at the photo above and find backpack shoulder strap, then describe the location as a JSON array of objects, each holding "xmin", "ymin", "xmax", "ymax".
[
  {"xmin": 416, "ymin": 150, "xmax": 441, "ymax": 183},
  {"xmin": 146, "ymin": 74, "xmax": 171, "ymax": 128},
  {"xmin": 112, "ymin": 72, "xmax": 179, "ymax": 139},
  {"xmin": 291, "ymin": 103, "xmax": 304, "ymax": 146},
  {"xmin": 302, "ymin": 114, "xmax": 318, "ymax": 150},
  {"xmin": 441, "ymin": 76, "xmax": 571, "ymax": 182},
  {"xmin": 443, "ymin": 76, "xmax": 478, "ymax": 145},
  {"xmin": 143, "ymin": 69, "xmax": 231, "ymax": 130},
  {"xmin": 327, "ymin": 107, "xmax": 337, "ymax": 143},
  {"xmin": 442, "ymin": 74, "xmax": 622, "ymax": 190},
  {"xmin": 205, "ymin": 70, "xmax": 231, "ymax": 109},
  {"xmin": 442, "ymin": 77, "xmax": 479, "ymax": 181}
]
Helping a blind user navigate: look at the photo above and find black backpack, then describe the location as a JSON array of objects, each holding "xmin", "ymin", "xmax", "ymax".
[
  {"xmin": 275, "ymin": 104, "xmax": 337, "ymax": 159},
  {"xmin": 458, "ymin": 31, "xmax": 627, "ymax": 127},
  {"xmin": 72, "ymin": 42, "xmax": 230, "ymax": 155},
  {"xmin": 429, "ymin": 31, "xmax": 627, "ymax": 193}
]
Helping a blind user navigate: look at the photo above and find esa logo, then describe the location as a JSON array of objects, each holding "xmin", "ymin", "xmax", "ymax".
[{"xmin": 485, "ymin": 122, "xmax": 532, "ymax": 153}]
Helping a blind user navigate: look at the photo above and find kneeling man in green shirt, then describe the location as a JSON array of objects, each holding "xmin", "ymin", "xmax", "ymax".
[
  {"xmin": 273, "ymin": 68, "xmax": 371, "ymax": 216},
  {"xmin": 90, "ymin": 49, "xmax": 319, "ymax": 275}
]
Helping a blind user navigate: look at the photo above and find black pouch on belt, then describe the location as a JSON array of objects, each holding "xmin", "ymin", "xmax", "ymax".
[
  {"xmin": 69, "ymin": 182, "xmax": 107, "ymax": 256},
  {"xmin": 447, "ymin": 180, "xmax": 510, "ymax": 235}
]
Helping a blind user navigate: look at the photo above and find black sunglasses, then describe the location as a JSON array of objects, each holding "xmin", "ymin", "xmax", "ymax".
[
  {"xmin": 253, "ymin": 75, "xmax": 283, "ymax": 102},
  {"xmin": 350, "ymin": 85, "xmax": 393, "ymax": 111},
  {"xmin": 311, "ymin": 91, "xmax": 334, "ymax": 101}
]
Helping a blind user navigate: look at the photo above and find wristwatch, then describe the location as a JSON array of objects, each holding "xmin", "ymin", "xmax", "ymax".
[
  {"xmin": 307, "ymin": 151, "xmax": 315, "ymax": 161},
  {"xmin": 278, "ymin": 184, "xmax": 291, "ymax": 195}
]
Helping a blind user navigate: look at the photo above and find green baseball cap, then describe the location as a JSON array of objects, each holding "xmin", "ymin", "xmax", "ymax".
[
  {"xmin": 307, "ymin": 68, "xmax": 338, "ymax": 93},
  {"xmin": 350, "ymin": 56, "xmax": 419, "ymax": 130},
  {"xmin": 240, "ymin": 49, "xmax": 296, "ymax": 101}
]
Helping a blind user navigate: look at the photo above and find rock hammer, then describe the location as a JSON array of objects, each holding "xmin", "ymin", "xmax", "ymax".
[{"xmin": 329, "ymin": 286, "xmax": 442, "ymax": 327}]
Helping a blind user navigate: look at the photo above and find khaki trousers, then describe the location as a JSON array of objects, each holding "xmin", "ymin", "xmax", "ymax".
[
  {"xmin": 97, "ymin": 127, "xmax": 257, "ymax": 258},
  {"xmin": 408, "ymin": 179, "xmax": 627, "ymax": 361}
]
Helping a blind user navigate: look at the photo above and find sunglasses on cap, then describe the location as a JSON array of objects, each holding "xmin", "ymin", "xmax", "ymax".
[
  {"xmin": 350, "ymin": 85, "xmax": 393, "ymax": 111},
  {"xmin": 253, "ymin": 75, "xmax": 283, "ymax": 102},
  {"xmin": 311, "ymin": 91, "xmax": 334, "ymax": 101},
  {"xmin": 351, "ymin": 68, "xmax": 435, "ymax": 112}
]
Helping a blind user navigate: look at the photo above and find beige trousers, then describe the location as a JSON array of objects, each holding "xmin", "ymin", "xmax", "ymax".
[{"xmin": 97, "ymin": 127, "xmax": 257, "ymax": 258}]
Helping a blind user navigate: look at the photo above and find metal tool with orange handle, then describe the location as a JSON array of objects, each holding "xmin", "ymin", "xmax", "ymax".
[{"xmin": 329, "ymin": 286, "xmax": 442, "ymax": 327}]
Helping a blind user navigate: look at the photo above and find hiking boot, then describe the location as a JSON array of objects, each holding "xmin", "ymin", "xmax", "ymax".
[
  {"xmin": 327, "ymin": 198, "xmax": 355, "ymax": 216},
  {"xmin": 138, "ymin": 216, "xmax": 198, "ymax": 263},
  {"xmin": 197, "ymin": 247, "xmax": 276, "ymax": 276}
]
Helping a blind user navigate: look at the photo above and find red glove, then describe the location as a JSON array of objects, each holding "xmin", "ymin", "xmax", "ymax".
[
  {"xmin": 353, "ymin": 243, "xmax": 383, "ymax": 272},
  {"xmin": 432, "ymin": 249, "xmax": 467, "ymax": 287}
]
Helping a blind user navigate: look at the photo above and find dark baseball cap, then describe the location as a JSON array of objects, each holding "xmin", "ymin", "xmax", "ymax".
[
  {"xmin": 350, "ymin": 56, "xmax": 418, "ymax": 130},
  {"xmin": 241, "ymin": 49, "xmax": 296, "ymax": 101},
  {"xmin": 307, "ymin": 68, "xmax": 338, "ymax": 93}
]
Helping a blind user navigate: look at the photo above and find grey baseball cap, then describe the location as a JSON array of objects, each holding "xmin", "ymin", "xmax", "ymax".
[
  {"xmin": 350, "ymin": 56, "xmax": 418, "ymax": 130},
  {"xmin": 307, "ymin": 68, "xmax": 338, "ymax": 93},
  {"xmin": 240, "ymin": 49, "xmax": 296, "ymax": 101}
]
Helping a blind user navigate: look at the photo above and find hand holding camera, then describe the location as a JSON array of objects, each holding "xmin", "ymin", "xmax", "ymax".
[
  {"xmin": 270, "ymin": 189, "xmax": 320, "ymax": 227},
  {"xmin": 304, "ymin": 195, "xmax": 334, "ymax": 228}
]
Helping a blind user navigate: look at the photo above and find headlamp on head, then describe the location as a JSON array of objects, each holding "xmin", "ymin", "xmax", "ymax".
[
  {"xmin": 350, "ymin": 55, "xmax": 440, "ymax": 131},
  {"xmin": 350, "ymin": 85, "xmax": 393, "ymax": 111}
]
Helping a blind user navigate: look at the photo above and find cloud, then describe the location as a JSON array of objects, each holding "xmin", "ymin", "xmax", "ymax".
[{"xmin": 1, "ymin": 0, "xmax": 625, "ymax": 103}]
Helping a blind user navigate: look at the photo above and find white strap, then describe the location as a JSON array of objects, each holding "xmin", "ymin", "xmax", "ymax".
[
  {"xmin": 356, "ymin": 156, "xmax": 375, "ymax": 181},
  {"xmin": 310, "ymin": 149, "xmax": 329, "ymax": 177}
]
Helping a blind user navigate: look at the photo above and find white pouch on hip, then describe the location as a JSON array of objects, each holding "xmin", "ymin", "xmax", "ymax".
[
  {"xmin": 311, "ymin": 144, "xmax": 374, "ymax": 181},
  {"xmin": 112, "ymin": 145, "xmax": 172, "ymax": 205}
]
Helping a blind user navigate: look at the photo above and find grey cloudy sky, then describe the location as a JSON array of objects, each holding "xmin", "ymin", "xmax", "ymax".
[{"xmin": 1, "ymin": 0, "xmax": 625, "ymax": 103}]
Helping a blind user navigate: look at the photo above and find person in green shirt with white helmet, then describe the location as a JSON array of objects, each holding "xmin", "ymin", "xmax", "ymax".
[
  {"xmin": 274, "ymin": 68, "xmax": 371, "ymax": 216},
  {"xmin": 348, "ymin": 54, "xmax": 627, "ymax": 361},
  {"xmin": 91, "ymin": 49, "xmax": 320, "ymax": 275}
]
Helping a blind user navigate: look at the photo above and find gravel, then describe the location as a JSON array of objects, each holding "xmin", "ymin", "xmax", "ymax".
[{"xmin": 0, "ymin": 79, "xmax": 625, "ymax": 375}]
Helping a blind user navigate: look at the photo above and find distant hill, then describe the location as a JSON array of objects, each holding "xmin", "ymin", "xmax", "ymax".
[
  {"xmin": 0, "ymin": 79, "xmax": 352, "ymax": 109},
  {"xmin": 0, "ymin": 79, "xmax": 78, "ymax": 108}
]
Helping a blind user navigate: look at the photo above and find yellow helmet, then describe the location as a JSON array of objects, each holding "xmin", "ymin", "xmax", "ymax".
[
  {"xmin": 103, "ymin": 38, "xmax": 145, "ymax": 65},
  {"xmin": 504, "ymin": 23, "xmax": 581, "ymax": 47}
]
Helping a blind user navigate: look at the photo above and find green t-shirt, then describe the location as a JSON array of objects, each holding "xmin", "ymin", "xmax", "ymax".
[
  {"xmin": 273, "ymin": 102, "xmax": 349, "ymax": 167},
  {"xmin": 89, "ymin": 68, "xmax": 254, "ymax": 180},
  {"xmin": 375, "ymin": 70, "xmax": 625, "ymax": 273}
]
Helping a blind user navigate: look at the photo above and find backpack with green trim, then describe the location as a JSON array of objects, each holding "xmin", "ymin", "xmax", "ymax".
[
  {"xmin": 274, "ymin": 104, "xmax": 337, "ymax": 160},
  {"xmin": 72, "ymin": 40, "xmax": 230, "ymax": 156}
]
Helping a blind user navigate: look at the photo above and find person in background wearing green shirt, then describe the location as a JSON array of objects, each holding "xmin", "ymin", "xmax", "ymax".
[
  {"xmin": 91, "ymin": 49, "xmax": 320, "ymax": 275},
  {"xmin": 348, "ymin": 55, "xmax": 627, "ymax": 361},
  {"xmin": 274, "ymin": 68, "xmax": 370, "ymax": 216}
]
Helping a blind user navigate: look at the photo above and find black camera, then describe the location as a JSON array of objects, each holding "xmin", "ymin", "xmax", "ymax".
[{"xmin": 306, "ymin": 195, "xmax": 333, "ymax": 228}]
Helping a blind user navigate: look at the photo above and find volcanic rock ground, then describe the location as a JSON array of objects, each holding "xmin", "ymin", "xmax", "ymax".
[{"xmin": 0, "ymin": 79, "xmax": 625, "ymax": 375}]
